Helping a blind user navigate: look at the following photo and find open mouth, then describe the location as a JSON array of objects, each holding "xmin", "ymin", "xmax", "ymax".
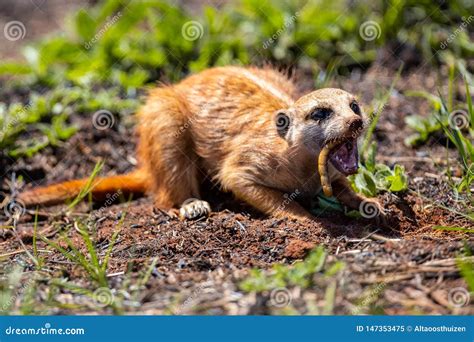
[{"xmin": 328, "ymin": 138, "xmax": 359, "ymax": 175}]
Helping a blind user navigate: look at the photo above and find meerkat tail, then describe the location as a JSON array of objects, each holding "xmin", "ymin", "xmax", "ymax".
[
  {"xmin": 18, "ymin": 170, "xmax": 148, "ymax": 207},
  {"xmin": 318, "ymin": 141, "xmax": 338, "ymax": 197}
]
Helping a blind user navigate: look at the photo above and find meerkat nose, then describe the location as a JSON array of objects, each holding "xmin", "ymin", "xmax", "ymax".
[{"xmin": 348, "ymin": 117, "xmax": 363, "ymax": 132}]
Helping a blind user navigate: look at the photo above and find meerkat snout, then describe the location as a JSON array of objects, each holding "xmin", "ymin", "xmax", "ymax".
[{"xmin": 347, "ymin": 117, "xmax": 364, "ymax": 133}]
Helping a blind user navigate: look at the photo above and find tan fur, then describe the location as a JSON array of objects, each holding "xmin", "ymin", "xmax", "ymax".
[{"xmin": 19, "ymin": 66, "xmax": 384, "ymax": 221}]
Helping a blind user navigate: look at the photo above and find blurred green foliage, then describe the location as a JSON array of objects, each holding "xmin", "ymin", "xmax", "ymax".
[
  {"xmin": 240, "ymin": 246, "xmax": 345, "ymax": 314},
  {"xmin": 240, "ymin": 246, "xmax": 344, "ymax": 290},
  {"xmin": 404, "ymin": 63, "xmax": 474, "ymax": 192},
  {"xmin": 1, "ymin": 0, "xmax": 473, "ymax": 157}
]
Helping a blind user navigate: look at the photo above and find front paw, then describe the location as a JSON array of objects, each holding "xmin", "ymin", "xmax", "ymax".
[
  {"xmin": 179, "ymin": 198, "xmax": 211, "ymax": 220},
  {"xmin": 358, "ymin": 198, "xmax": 388, "ymax": 225}
]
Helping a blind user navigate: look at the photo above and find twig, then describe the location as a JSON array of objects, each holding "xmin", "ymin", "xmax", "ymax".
[
  {"xmin": 370, "ymin": 233, "xmax": 401, "ymax": 242},
  {"xmin": 378, "ymin": 155, "xmax": 457, "ymax": 164},
  {"xmin": 422, "ymin": 256, "xmax": 474, "ymax": 267},
  {"xmin": 353, "ymin": 229, "xmax": 379, "ymax": 249},
  {"xmin": 0, "ymin": 249, "xmax": 51, "ymax": 258},
  {"xmin": 107, "ymin": 271, "xmax": 125, "ymax": 278}
]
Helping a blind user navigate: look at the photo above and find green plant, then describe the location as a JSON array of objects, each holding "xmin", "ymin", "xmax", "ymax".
[
  {"xmin": 240, "ymin": 246, "xmax": 364, "ymax": 314},
  {"xmin": 350, "ymin": 163, "xmax": 408, "ymax": 197},
  {"xmin": 456, "ymin": 245, "xmax": 474, "ymax": 293},
  {"xmin": 67, "ymin": 161, "xmax": 105, "ymax": 210},
  {"xmin": 457, "ymin": 259, "xmax": 474, "ymax": 293},
  {"xmin": 360, "ymin": 65, "xmax": 402, "ymax": 160},
  {"xmin": 240, "ymin": 246, "xmax": 342, "ymax": 291},
  {"xmin": 438, "ymin": 76, "xmax": 474, "ymax": 192},
  {"xmin": 349, "ymin": 142, "xmax": 408, "ymax": 197},
  {"xmin": 433, "ymin": 225, "xmax": 474, "ymax": 233},
  {"xmin": 38, "ymin": 213, "xmax": 124, "ymax": 313},
  {"xmin": 404, "ymin": 68, "xmax": 473, "ymax": 148},
  {"xmin": 438, "ymin": 108, "xmax": 474, "ymax": 193},
  {"xmin": 41, "ymin": 217, "xmax": 121, "ymax": 288},
  {"xmin": 405, "ymin": 69, "xmax": 474, "ymax": 192},
  {"xmin": 404, "ymin": 112, "xmax": 442, "ymax": 147}
]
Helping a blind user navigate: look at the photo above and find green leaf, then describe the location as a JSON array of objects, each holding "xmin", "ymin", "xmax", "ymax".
[
  {"xmin": 75, "ymin": 9, "xmax": 98, "ymax": 41},
  {"xmin": 405, "ymin": 115, "xmax": 426, "ymax": 132},
  {"xmin": 386, "ymin": 165, "xmax": 408, "ymax": 192},
  {"xmin": 433, "ymin": 225, "xmax": 473, "ymax": 233},
  {"xmin": 404, "ymin": 133, "xmax": 422, "ymax": 147},
  {"xmin": 365, "ymin": 141, "xmax": 377, "ymax": 173},
  {"xmin": 353, "ymin": 169, "xmax": 377, "ymax": 197},
  {"xmin": 0, "ymin": 63, "xmax": 32, "ymax": 75}
]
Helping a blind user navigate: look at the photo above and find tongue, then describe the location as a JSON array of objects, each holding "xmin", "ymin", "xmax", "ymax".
[{"xmin": 328, "ymin": 139, "xmax": 359, "ymax": 175}]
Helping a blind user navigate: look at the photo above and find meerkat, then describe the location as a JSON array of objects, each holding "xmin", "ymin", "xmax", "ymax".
[{"xmin": 18, "ymin": 66, "xmax": 385, "ymax": 222}]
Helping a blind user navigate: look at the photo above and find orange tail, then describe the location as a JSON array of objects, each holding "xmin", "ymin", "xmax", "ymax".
[{"xmin": 18, "ymin": 170, "xmax": 148, "ymax": 207}]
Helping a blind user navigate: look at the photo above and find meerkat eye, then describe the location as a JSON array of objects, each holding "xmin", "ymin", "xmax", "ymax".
[
  {"xmin": 309, "ymin": 108, "xmax": 333, "ymax": 120},
  {"xmin": 350, "ymin": 101, "xmax": 361, "ymax": 115}
]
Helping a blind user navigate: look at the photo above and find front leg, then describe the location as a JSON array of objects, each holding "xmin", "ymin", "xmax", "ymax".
[
  {"xmin": 331, "ymin": 177, "xmax": 387, "ymax": 221},
  {"xmin": 227, "ymin": 180, "xmax": 314, "ymax": 221}
]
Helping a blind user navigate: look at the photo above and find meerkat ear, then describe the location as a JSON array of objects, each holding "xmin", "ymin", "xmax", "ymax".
[{"xmin": 275, "ymin": 110, "xmax": 291, "ymax": 138}]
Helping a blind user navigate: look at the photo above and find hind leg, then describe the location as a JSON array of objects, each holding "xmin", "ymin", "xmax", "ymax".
[{"xmin": 136, "ymin": 86, "xmax": 210, "ymax": 219}]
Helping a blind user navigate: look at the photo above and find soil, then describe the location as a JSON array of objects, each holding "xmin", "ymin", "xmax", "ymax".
[{"xmin": 0, "ymin": 0, "xmax": 93, "ymax": 60}]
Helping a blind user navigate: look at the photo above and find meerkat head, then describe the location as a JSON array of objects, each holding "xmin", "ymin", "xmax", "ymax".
[{"xmin": 275, "ymin": 88, "xmax": 365, "ymax": 175}]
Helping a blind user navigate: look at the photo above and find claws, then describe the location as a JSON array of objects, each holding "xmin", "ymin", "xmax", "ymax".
[
  {"xmin": 358, "ymin": 198, "xmax": 389, "ymax": 226},
  {"xmin": 369, "ymin": 199, "xmax": 389, "ymax": 226},
  {"xmin": 179, "ymin": 199, "xmax": 211, "ymax": 220}
]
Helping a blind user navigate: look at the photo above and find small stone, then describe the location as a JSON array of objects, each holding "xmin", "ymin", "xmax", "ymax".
[
  {"xmin": 284, "ymin": 239, "xmax": 315, "ymax": 259},
  {"xmin": 177, "ymin": 259, "xmax": 187, "ymax": 269}
]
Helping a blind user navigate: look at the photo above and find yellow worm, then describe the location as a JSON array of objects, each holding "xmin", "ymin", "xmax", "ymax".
[{"xmin": 318, "ymin": 141, "xmax": 338, "ymax": 197}]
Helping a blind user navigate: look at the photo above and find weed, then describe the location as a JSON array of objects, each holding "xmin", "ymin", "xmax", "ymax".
[
  {"xmin": 458, "ymin": 259, "xmax": 474, "ymax": 293},
  {"xmin": 38, "ymin": 213, "xmax": 124, "ymax": 313},
  {"xmin": 360, "ymin": 65, "xmax": 402, "ymax": 160},
  {"xmin": 67, "ymin": 161, "xmax": 105, "ymax": 210},
  {"xmin": 41, "ymin": 218, "xmax": 121, "ymax": 288},
  {"xmin": 405, "ymin": 69, "xmax": 474, "ymax": 192},
  {"xmin": 350, "ymin": 141, "xmax": 408, "ymax": 198},
  {"xmin": 240, "ymin": 246, "xmax": 344, "ymax": 313}
]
